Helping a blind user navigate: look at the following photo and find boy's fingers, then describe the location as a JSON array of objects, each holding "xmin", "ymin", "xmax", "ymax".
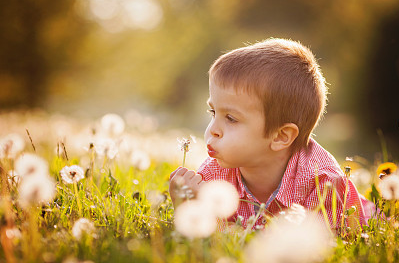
[
  {"xmin": 190, "ymin": 174, "xmax": 202, "ymax": 185},
  {"xmin": 183, "ymin": 170, "xmax": 196, "ymax": 180},
  {"xmin": 174, "ymin": 167, "xmax": 188, "ymax": 177}
]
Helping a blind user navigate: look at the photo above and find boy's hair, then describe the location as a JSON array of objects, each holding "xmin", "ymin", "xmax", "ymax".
[{"xmin": 209, "ymin": 38, "xmax": 327, "ymax": 153}]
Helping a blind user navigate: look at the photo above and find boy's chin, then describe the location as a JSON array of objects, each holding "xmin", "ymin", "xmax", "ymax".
[{"xmin": 215, "ymin": 159, "xmax": 238, "ymax": 169}]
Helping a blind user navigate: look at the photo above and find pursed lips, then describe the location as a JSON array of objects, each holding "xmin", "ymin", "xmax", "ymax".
[{"xmin": 207, "ymin": 144, "xmax": 217, "ymax": 157}]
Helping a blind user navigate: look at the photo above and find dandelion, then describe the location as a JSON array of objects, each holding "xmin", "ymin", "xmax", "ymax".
[
  {"xmin": 197, "ymin": 180, "xmax": 239, "ymax": 218},
  {"xmin": 284, "ymin": 203, "xmax": 307, "ymax": 225},
  {"xmin": 72, "ymin": 218, "xmax": 96, "ymax": 240},
  {"xmin": 101, "ymin": 113, "xmax": 125, "ymax": 137},
  {"xmin": 377, "ymin": 162, "xmax": 397, "ymax": 180},
  {"xmin": 130, "ymin": 149, "xmax": 151, "ymax": 170},
  {"xmin": 245, "ymin": 213, "xmax": 332, "ymax": 263},
  {"xmin": 147, "ymin": 190, "xmax": 166, "ymax": 209},
  {"xmin": 0, "ymin": 133, "xmax": 25, "ymax": 159},
  {"xmin": 18, "ymin": 175, "xmax": 55, "ymax": 209},
  {"xmin": 15, "ymin": 153, "xmax": 49, "ymax": 178},
  {"xmin": 60, "ymin": 165, "xmax": 85, "ymax": 184},
  {"xmin": 379, "ymin": 175, "xmax": 399, "ymax": 200},
  {"xmin": 177, "ymin": 135, "xmax": 196, "ymax": 167},
  {"xmin": 93, "ymin": 137, "xmax": 118, "ymax": 159},
  {"xmin": 174, "ymin": 200, "xmax": 217, "ymax": 238}
]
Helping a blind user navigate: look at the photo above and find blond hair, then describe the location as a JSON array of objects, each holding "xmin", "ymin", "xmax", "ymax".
[{"xmin": 209, "ymin": 38, "xmax": 327, "ymax": 153}]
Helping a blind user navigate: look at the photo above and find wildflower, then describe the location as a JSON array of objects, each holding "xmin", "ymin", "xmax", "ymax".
[
  {"xmin": 174, "ymin": 200, "xmax": 217, "ymax": 238},
  {"xmin": 101, "ymin": 113, "xmax": 125, "ymax": 136},
  {"xmin": 72, "ymin": 218, "xmax": 96, "ymax": 240},
  {"xmin": 197, "ymin": 180, "xmax": 239, "ymax": 218},
  {"xmin": 284, "ymin": 203, "xmax": 307, "ymax": 225},
  {"xmin": 15, "ymin": 153, "xmax": 49, "ymax": 178},
  {"xmin": 245, "ymin": 213, "xmax": 332, "ymax": 263},
  {"xmin": 18, "ymin": 175, "xmax": 55, "ymax": 209},
  {"xmin": 60, "ymin": 165, "xmax": 85, "ymax": 184},
  {"xmin": 147, "ymin": 190, "xmax": 166, "ymax": 209},
  {"xmin": 379, "ymin": 175, "xmax": 399, "ymax": 200},
  {"xmin": 177, "ymin": 135, "xmax": 196, "ymax": 167},
  {"xmin": 93, "ymin": 137, "xmax": 118, "ymax": 159},
  {"xmin": 130, "ymin": 149, "xmax": 151, "ymax": 170},
  {"xmin": 377, "ymin": 162, "xmax": 397, "ymax": 179},
  {"xmin": 0, "ymin": 133, "xmax": 25, "ymax": 159}
]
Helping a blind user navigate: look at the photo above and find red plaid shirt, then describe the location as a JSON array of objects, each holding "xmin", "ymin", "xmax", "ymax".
[{"xmin": 196, "ymin": 138, "xmax": 370, "ymax": 231}]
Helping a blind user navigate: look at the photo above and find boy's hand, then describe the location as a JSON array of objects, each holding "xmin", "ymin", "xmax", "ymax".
[{"xmin": 169, "ymin": 167, "xmax": 204, "ymax": 206}]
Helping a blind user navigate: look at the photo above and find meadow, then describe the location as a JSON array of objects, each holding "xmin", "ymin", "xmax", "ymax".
[{"xmin": 0, "ymin": 110, "xmax": 398, "ymax": 263}]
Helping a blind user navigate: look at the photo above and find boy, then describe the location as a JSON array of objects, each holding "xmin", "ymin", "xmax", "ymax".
[{"xmin": 169, "ymin": 38, "xmax": 368, "ymax": 231}]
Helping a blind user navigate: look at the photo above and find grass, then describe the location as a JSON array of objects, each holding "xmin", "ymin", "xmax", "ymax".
[{"xmin": 0, "ymin": 111, "xmax": 399, "ymax": 263}]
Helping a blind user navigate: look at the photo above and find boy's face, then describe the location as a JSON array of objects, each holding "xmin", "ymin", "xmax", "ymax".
[{"xmin": 205, "ymin": 81, "xmax": 275, "ymax": 169}]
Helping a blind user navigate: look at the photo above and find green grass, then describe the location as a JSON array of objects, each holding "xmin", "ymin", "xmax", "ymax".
[{"xmin": 1, "ymin": 112, "xmax": 399, "ymax": 263}]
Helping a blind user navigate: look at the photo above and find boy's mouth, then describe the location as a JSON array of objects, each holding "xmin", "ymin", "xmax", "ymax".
[{"xmin": 207, "ymin": 144, "xmax": 217, "ymax": 157}]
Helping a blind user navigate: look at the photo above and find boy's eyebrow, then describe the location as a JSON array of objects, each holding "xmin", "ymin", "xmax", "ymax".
[{"xmin": 206, "ymin": 98, "xmax": 243, "ymax": 116}]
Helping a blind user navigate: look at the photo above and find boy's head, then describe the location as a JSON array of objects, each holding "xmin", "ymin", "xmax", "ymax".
[{"xmin": 209, "ymin": 38, "xmax": 327, "ymax": 153}]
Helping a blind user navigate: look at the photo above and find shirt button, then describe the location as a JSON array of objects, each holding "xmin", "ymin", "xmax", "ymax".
[{"xmin": 261, "ymin": 218, "xmax": 267, "ymax": 224}]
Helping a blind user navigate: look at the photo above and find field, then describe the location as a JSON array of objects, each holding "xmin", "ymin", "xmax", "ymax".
[{"xmin": 0, "ymin": 110, "xmax": 398, "ymax": 263}]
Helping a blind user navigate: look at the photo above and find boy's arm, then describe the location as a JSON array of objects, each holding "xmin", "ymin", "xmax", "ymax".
[{"xmin": 169, "ymin": 167, "xmax": 204, "ymax": 207}]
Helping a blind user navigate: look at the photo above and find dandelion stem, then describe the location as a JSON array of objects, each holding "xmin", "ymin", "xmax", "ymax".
[
  {"xmin": 182, "ymin": 150, "xmax": 187, "ymax": 167},
  {"xmin": 25, "ymin": 129, "xmax": 36, "ymax": 152},
  {"xmin": 74, "ymin": 182, "xmax": 82, "ymax": 217}
]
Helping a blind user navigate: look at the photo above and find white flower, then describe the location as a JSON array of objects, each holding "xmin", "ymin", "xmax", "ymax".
[
  {"xmin": 174, "ymin": 200, "xmax": 217, "ymax": 238},
  {"xmin": 101, "ymin": 113, "xmax": 125, "ymax": 137},
  {"xmin": 284, "ymin": 203, "xmax": 307, "ymax": 225},
  {"xmin": 379, "ymin": 175, "xmax": 399, "ymax": 200},
  {"xmin": 245, "ymin": 213, "xmax": 333, "ymax": 263},
  {"xmin": 93, "ymin": 137, "xmax": 118, "ymax": 159},
  {"xmin": 177, "ymin": 135, "xmax": 196, "ymax": 153},
  {"xmin": 197, "ymin": 180, "xmax": 239, "ymax": 218},
  {"xmin": 147, "ymin": 190, "xmax": 166, "ymax": 209},
  {"xmin": 60, "ymin": 165, "xmax": 85, "ymax": 184},
  {"xmin": 15, "ymin": 153, "xmax": 49, "ymax": 178},
  {"xmin": 18, "ymin": 175, "xmax": 55, "ymax": 209},
  {"xmin": 130, "ymin": 149, "xmax": 151, "ymax": 170},
  {"xmin": 0, "ymin": 133, "xmax": 25, "ymax": 159},
  {"xmin": 72, "ymin": 218, "xmax": 96, "ymax": 240}
]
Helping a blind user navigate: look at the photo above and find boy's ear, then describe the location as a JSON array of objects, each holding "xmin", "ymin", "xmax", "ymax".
[{"xmin": 270, "ymin": 123, "xmax": 299, "ymax": 152}]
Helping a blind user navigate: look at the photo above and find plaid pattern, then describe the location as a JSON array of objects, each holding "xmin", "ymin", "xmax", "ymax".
[{"xmin": 195, "ymin": 138, "xmax": 368, "ymax": 231}]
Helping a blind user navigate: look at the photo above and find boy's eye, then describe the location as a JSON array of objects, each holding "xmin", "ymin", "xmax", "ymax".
[
  {"xmin": 226, "ymin": 115, "xmax": 237, "ymax": 123},
  {"xmin": 207, "ymin": 109, "xmax": 215, "ymax": 117}
]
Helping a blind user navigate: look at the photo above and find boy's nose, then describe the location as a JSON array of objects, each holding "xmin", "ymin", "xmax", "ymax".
[{"xmin": 208, "ymin": 120, "xmax": 222, "ymax": 138}]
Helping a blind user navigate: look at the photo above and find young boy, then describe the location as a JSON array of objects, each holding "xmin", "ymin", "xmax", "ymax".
[{"xmin": 169, "ymin": 38, "xmax": 368, "ymax": 231}]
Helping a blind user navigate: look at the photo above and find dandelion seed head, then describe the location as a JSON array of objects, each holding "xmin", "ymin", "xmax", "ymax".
[
  {"xmin": 174, "ymin": 200, "xmax": 217, "ymax": 238},
  {"xmin": 147, "ymin": 190, "xmax": 166, "ymax": 209},
  {"xmin": 60, "ymin": 165, "xmax": 85, "ymax": 184},
  {"xmin": 18, "ymin": 175, "xmax": 55, "ymax": 209},
  {"xmin": 130, "ymin": 149, "xmax": 151, "ymax": 170},
  {"xmin": 284, "ymin": 203, "xmax": 307, "ymax": 225},
  {"xmin": 379, "ymin": 175, "xmax": 399, "ymax": 200},
  {"xmin": 72, "ymin": 218, "xmax": 96, "ymax": 240},
  {"xmin": 15, "ymin": 153, "xmax": 49, "ymax": 178},
  {"xmin": 0, "ymin": 133, "xmax": 25, "ymax": 159},
  {"xmin": 101, "ymin": 113, "xmax": 125, "ymax": 137},
  {"xmin": 177, "ymin": 136, "xmax": 196, "ymax": 153},
  {"xmin": 197, "ymin": 180, "xmax": 239, "ymax": 218},
  {"xmin": 93, "ymin": 137, "xmax": 119, "ymax": 159},
  {"xmin": 245, "ymin": 213, "xmax": 332, "ymax": 263}
]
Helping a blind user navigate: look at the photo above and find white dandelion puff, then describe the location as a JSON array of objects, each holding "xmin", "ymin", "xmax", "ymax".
[
  {"xmin": 245, "ymin": 213, "xmax": 333, "ymax": 263},
  {"xmin": 18, "ymin": 175, "xmax": 55, "ymax": 209},
  {"xmin": 15, "ymin": 153, "xmax": 49, "ymax": 178},
  {"xmin": 197, "ymin": 180, "xmax": 239, "ymax": 218},
  {"xmin": 174, "ymin": 200, "xmax": 217, "ymax": 238},
  {"xmin": 284, "ymin": 203, "xmax": 307, "ymax": 225},
  {"xmin": 72, "ymin": 218, "xmax": 96, "ymax": 240},
  {"xmin": 379, "ymin": 175, "xmax": 399, "ymax": 200},
  {"xmin": 0, "ymin": 133, "xmax": 25, "ymax": 159},
  {"xmin": 60, "ymin": 165, "xmax": 85, "ymax": 184},
  {"xmin": 101, "ymin": 113, "xmax": 125, "ymax": 137},
  {"xmin": 93, "ymin": 137, "xmax": 119, "ymax": 159},
  {"xmin": 130, "ymin": 149, "xmax": 151, "ymax": 170}
]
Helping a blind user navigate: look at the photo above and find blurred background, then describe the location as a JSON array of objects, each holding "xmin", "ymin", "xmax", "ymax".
[{"xmin": 0, "ymin": 0, "xmax": 398, "ymax": 162}]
